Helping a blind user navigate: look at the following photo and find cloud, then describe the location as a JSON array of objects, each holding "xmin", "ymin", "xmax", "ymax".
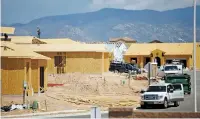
[{"xmin": 89, "ymin": 0, "xmax": 200, "ymax": 11}]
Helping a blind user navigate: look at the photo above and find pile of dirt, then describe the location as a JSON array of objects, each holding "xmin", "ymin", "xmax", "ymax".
[
  {"xmin": 48, "ymin": 72, "xmax": 147, "ymax": 96},
  {"xmin": 2, "ymin": 72, "xmax": 148, "ymax": 115},
  {"xmin": 42, "ymin": 72, "xmax": 148, "ymax": 108}
]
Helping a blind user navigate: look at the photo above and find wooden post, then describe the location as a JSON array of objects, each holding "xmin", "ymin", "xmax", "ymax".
[
  {"xmin": 23, "ymin": 80, "xmax": 27, "ymax": 104},
  {"xmin": 23, "ymin": 88, "xmax": 26, "ymax": 104}
]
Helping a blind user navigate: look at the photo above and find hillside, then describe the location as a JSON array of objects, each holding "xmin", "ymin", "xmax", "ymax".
[{"xmin": 10, "ymin": 6, "xmax": 200, "ymax": 42}]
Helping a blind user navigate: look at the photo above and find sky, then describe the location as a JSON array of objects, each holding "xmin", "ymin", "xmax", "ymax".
[{"xmin": 1, "ymin": 0, "xmax": 200, "ymax": 25}]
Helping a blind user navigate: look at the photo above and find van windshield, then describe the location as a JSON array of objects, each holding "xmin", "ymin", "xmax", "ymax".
[
  {"xmin": 146, "ymin": 86, "xmax": 166, "ymax": 92},
  {"xmin": 165, "ymin": 66, "xmax": 178, "ymax": 71}
]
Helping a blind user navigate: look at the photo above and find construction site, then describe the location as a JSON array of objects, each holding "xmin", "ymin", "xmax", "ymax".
[
  {"xmin": 1, "ymin": 72, "xmax": 148, "ymax": 116},
  {"xmin": 1, "ymin": 26, "xmax": 200, "ymax": 116}
]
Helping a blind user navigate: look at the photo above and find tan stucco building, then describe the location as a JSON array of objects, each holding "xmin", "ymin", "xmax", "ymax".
[{"xmin": 124, "ymin": 43, "xmax": 200, "ymax": 69}]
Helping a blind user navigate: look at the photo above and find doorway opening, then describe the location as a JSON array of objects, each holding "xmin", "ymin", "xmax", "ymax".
[
  {"xmin": 40, "ymin": 67, "xmax": 44, "ymax": 93},
  {"xmin": 180, "ymin": 60, "xmax": 187, "ymax": 68},
  {"xmin": 54, "ymin": 56, "xmax": 66, "ymax": 74},
  {"xmin": 130, "ymin": 58, "xmax": 137, "ymax": 64},
  {"xmin": 145, "ymin": 57, "xmax": 151, "ymax": 65},
  {"xmin": 155, "ymin": 57, "xmax": 161, "ymax": 66}
]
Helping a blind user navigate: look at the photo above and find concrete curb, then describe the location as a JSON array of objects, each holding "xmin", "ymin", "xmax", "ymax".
[
  {"xmin": 36, "ymin": 111, "xmax": 109, "ymax": 118},
  {"xmin": 1, "ymin": 109, "xmax": 87, "ymax": 118}
]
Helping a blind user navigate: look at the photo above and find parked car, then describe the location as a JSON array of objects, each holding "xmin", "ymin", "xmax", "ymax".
[
  {"xmin": 163, "ymin": 73, "xmax": 191, "ymax": 94},
  {"xmin": 140, "ymin": 83, "xmax": 184, "ymax": 109},
  {"xmin": 109, "ymin": 63, "xmax": 141, "ymax": 74}
]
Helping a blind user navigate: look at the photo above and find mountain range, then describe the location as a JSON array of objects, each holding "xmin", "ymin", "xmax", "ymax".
[{"xmin": 8, "ymin": 6, "xmax": 200, "ymax": 43}]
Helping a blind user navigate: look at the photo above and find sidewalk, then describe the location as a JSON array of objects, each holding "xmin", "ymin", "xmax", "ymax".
[
  {"xmin": 35, "ymin": 111, "xmax": 109, "ymax": 118},
  {"xmin": 1, "ymin": 109, "xmax": 88, "ymax": 118}
]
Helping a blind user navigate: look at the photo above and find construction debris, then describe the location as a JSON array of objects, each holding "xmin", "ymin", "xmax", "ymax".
[{"xmin": 2, "ymin": 72, "xmax": 148, "ymax": 116}]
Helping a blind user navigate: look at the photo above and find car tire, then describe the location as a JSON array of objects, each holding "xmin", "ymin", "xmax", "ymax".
[
  {"xmin": 114, "ymin": 70, "xmax": 119, "ymax": 73},
  {"xmin": 141, "ymin": 104, "xmax": 146, "ymax": 109},
  {"xmin": 188, "ymin": 92, "xmax": 191, "ymax": 95},
  {"xmin": 163, "ymin": 98, "xmax": 168, "ymax": 109},
  {"xmin": 174, "ymin": 101, "xmax": 180, "ymax": 107}
]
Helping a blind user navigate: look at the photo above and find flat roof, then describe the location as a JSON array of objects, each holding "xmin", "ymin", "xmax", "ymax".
[
  {"xmin": 20, "ymin": 44, "xmax": 109, "ymax": 53},
  {"xmin": 1, "ymin": 41, "xmax": 51, "ymax": 60},
  {"xmin": 40, "ymin": 38, "xmax": 80, "ymax": 44},
  {"xmin": 1, "ymin": 27, "xmax": 15, "ymax": 34}
]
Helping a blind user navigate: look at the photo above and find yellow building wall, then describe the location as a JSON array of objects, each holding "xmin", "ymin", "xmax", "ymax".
[
  {"xmin": 66, "ymin": 52, "xmax": 103, "ymax": 74},
  {"xmin": 38, "ymin": 52, "xmax": 106, "ymax": 74},
  {"xmin": 104, "ymin": 53, "xmax": 110, "ymax": 72},
  {"xmin": 124, "ymin": 56, "xmax": 129, "ymax": 63},
  {"xmin": 1, "ymin": 58, "xmax": 26, "ymax": 95},
  {"xmin": 31, "ymin": 60, "xmax": 39, "ymax": 93},
  {"xmin": 39, "ymin": 52, "xmax": 56, "ymax": 74},
  {"xmin": 190, "ymin": 44, "xmax": 200, "ymax": 69}
]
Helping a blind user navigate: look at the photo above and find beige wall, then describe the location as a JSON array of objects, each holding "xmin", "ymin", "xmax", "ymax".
[
  {"xmin": 66, "ymin": 52, "xmax": 103, "ymax": 73},
  {"xmin": 39, "ymin": 52, "xmax": 107, "ymax": 74},
  {"xmin": 1, "ymin": 57, "xmax": 48, "ymax": 95},
  {"xmin": 1, "ymin": 58, "xmax": 26, "ymax": 95}
]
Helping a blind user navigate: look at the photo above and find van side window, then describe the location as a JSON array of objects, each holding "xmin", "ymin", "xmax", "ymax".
[
  {"xmin": 167, "ymin": 85, "xmax": 174, "ymax": 92},
  {"xmin": 173, "ymin": 84, "xmax": 182, "ymax": 91},
  {"xmin": 167, "ymin": 85, "xmax": 170, "ymax": 92}
]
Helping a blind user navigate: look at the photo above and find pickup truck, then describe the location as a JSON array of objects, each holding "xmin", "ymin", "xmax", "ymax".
[
  {"xmin": 162, "ymin": 64, "xmax": 182, "ymax": 74},
  {"xmin": 140, "ymin": 83, "xmax": 184, "ymax": 109}
]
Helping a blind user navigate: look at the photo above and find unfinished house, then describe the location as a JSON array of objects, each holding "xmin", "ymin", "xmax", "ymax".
[
  {"xmin": 25, "ymin": 44, "xmax": 110, "ymax": 74},
  {"xmin": 1, "ymin": 41, "xmax": 51, "ymax": 95},
  {"xmin": 7, "ymin": 36, "xmax": 46, "ymax": 44},
  {"xmin": 40, "ymin": 38, "xmax": 80, "ymax": 44}
]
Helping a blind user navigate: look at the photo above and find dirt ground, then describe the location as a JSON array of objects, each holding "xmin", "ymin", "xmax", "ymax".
[{"xmin": 1, "ymin": 72, "xmax": 148, "ymax": 116}]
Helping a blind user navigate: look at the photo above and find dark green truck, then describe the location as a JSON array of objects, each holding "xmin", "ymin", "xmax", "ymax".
[{"xmin": 163, "ymin": 73, "xmax": 191, "ymax": 94}]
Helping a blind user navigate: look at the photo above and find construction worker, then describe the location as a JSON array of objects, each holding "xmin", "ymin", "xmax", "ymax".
[
  {"xmin": 37, "ymin": 27, "xmax": 41, "ymax": 38},
  {"xmin": 4, "ymin": 33, "xmax": 8, "ymax": 41}
]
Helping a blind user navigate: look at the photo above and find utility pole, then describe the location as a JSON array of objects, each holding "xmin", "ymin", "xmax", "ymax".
[
  {"xmin": 148, "ymin": 62, "xmax": 151, "ymax": 86},
  {"xmin": 193, "ymin": 0, "xmax": 197, "ymax": 113}
]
